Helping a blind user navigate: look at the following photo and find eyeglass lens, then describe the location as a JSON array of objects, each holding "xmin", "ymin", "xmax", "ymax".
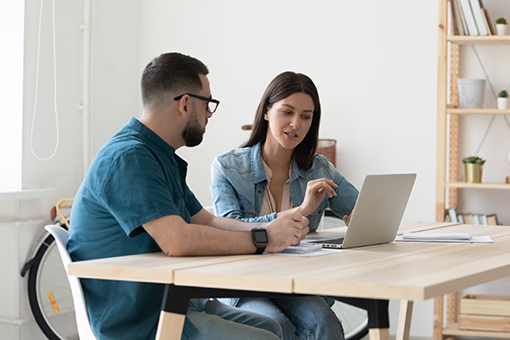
[{"xmin": 208, "ymin": 101, "xmax": 218, "ymax": 114}]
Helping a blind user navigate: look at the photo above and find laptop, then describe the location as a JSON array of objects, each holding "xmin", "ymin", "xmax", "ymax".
[{"xmin": 301, "ymin": 173, "xmax": 416, "ymax": 249}]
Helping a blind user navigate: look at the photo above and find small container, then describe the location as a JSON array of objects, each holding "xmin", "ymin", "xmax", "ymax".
[
  {"xmin": 498, "ymin": 97, "xmax": 509, "ymax": 110},
  {"xmin": 465, "ymin": 163, "xmax": 483, "ymax": 183},
  {"xmin": 457, "ymin": 79, "xmax": 486, "ymax": 109},
  {"xmin": 496, "ymin": 24, "xmax": 507, "ymax": 36}
]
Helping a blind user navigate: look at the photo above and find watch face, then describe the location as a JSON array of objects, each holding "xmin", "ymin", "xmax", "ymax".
[{"xmin": 253, "ymin": 230, "xmax": 268, "ymax": 243}]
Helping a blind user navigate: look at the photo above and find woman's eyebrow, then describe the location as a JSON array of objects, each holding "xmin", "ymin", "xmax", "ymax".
[{"xmin": 281, "ymin": 104, "xmax": 313, "ymax": 112}]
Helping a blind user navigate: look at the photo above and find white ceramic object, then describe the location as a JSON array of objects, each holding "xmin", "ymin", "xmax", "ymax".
[
  {"xmin": 497, "ymin": 97, "xmax": 509, "ymax": 110},
  {"xmin": 457, "ymin": 78, "xmax": 486, "ymax": 109},
  {"xmin": 496, "ymin": 24, "xmax": 507, "ymax": 35}
]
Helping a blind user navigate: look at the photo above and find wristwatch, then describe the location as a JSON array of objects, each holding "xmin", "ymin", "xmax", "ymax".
[{"xmin": 251, "ymin": 228, "xmax": 268, "ymax": 254}]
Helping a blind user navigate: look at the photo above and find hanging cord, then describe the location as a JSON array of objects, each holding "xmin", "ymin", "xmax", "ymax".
[
  {"xmin": 469, "ymin": 45, "xmax": 510, "ymax": 155},
  {"xmin": 30, "ymin": 0, "xmax": 59, "ymax": 161}
]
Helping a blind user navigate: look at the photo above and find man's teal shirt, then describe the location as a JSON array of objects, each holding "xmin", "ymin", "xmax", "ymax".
[{"xmin": 67, "ymin": 117, "xmax": 202, "ymax": 340}]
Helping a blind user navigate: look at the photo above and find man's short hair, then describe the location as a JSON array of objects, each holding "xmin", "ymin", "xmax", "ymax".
[{"xmin": 141, "ymin": 52, "xmax": 209, "ymax": 110}]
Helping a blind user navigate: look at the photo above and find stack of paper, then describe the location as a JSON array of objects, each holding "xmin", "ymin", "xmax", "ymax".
[{"xmin": 395, "ymin": 232, "xmax": 493, "ymax": 243}]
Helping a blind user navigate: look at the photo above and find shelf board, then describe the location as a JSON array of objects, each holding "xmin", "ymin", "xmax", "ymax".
[
  {"xmin": 447, "ymin": 108, "xmax": 510, "ymax": 115},
  {"xmin": 448, "ymin": 35, "xmax": 510, "ymax": 45},
  {"xmin": 446, "ymin": 182, "xmax": 510, "ymax": 190},
  {"xmin": 443, "ymin": 322, "xmax": 510, "ymax": 338}
]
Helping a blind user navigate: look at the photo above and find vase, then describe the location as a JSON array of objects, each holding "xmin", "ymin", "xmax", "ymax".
[
  {"xmin": 457, "ymin": 79, "xmax": 486, "ymax": 109},
  {"xmin": 465, "ymin": 163, "xmax": 483, "ymax": 183},
  {"xmin": 496, "ymin": 24, "xmax": 507, "ymax": 35},
  {"xmin": 498, "ymin": 97, "xmax": 509, "ymax": 110}
]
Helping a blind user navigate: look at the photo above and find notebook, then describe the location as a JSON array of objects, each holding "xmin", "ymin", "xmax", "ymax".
[{"xmin": 301, "ymin": 173, "xmax": 416, "ymax": 249}]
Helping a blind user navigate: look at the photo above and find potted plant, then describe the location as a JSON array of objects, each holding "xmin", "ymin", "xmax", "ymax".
[
  {"xmin": 463, "ymin": 156, "xmax": 486, "ymax": 183},
  {"xmin": 496, "ymin": 17, "xmax": 507, "ymax": 35},
  {"xmin": 498, "ymin": 90, "xmax": 509, "ymax": 110}
]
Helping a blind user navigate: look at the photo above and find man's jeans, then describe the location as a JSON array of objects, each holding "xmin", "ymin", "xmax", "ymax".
[{"xmin": 182, "ymin": 298, "xmax": 283, "ymax": 340}]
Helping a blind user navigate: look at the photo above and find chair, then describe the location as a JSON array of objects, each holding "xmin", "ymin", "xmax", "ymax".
[{"xmin": 44, "ymin": 225, "xmax": 98, "ymax": 340}]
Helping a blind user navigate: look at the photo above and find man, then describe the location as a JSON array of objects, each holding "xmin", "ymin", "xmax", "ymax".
[{"xmin": 67, "ymin": 52, "xmax": 309, "ymax": 340}]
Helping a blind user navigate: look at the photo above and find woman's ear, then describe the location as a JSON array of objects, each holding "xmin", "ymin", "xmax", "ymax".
[{"xmin": 264, "ymin": 111, "xmax": 269, "ymax": 121}]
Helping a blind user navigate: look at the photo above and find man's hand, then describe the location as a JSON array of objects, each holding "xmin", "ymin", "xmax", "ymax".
[{"xmin": 265, "ymin": 212, "xmax": 309, "ymax": 253}]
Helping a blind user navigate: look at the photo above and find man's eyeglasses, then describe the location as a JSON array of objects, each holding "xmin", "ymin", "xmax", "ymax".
[{"xmin": 174, "ymin": 93, "xmax": 220, "ymax": 114}]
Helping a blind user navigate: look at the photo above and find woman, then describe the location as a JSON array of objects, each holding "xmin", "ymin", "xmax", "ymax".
[{"xmin": 210, "ymin": 71, "xmax": 359, "ymax": 340}]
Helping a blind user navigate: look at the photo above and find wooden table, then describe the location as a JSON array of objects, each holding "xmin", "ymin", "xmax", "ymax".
[{"xmin": 68, "ymin": 222, "xmax": 510, "ymax": 340}]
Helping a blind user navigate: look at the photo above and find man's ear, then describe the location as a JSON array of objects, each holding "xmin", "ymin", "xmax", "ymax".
[{"xmin": 176, "ymin": 94, "xmax": 191, "ymax": 118}]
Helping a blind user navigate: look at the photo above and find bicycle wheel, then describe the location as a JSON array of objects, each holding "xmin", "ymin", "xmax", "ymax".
[
  {"xmin": 332, "ymin": 300, "xmax": 369, "ymax": 340},
  {"xmin": 27, "ymin": 233, "xmax": 79, "ymax": 340}
]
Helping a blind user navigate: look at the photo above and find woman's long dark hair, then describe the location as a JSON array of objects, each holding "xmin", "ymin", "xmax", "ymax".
[{"xmin": 243, "ymin": 71, "xmax": 321, "ymax": 170}]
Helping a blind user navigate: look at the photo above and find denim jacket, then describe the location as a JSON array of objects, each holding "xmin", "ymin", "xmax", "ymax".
[{"xmin": 210, "ymin": 142, "xmax": 359, "ymax": 232}]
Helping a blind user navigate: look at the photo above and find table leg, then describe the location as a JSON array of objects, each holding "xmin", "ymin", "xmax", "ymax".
[
  {"xmin": 369, "ymin": 328, "xmax": 390, "ymax": 340},
  {"xmin": 155, "ymin": 312, "xmax": 185, "ymax": 340},
  {"xmin": 156, "ymin": 285, "xmax": 191, "ymax": 340},
  {"xmin": 396, "ymin": 300, "xmax": 413, "ymax": 340}
]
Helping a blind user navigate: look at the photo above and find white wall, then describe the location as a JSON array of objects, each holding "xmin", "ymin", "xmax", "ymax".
[
  {"xmin": 4, "ymin": 0, "xmax": 510, "ymax": 339},
  {"xmin": 139, "ymin": 0, "xmax": 438, "ymax": 227},
  {"xmin": 0, "ymin": 1, "xmax": 141, "ymax": 338},
  {"xmin": 139, "ymin": 1, "xmax": 438, "ymax": 337}
]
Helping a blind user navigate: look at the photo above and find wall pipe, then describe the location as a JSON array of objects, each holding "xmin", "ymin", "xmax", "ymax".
[{"xmin": 80, "ymin": 0, "xmax": 91, "ymax": 178}]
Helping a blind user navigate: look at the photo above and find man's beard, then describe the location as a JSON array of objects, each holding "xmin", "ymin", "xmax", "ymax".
[{"xmin": 182, "ymin": 108, "xmax": 205, "ymax": 147}]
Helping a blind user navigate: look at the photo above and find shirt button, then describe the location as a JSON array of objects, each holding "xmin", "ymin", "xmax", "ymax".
[
  {"xmin": 258, "ymin": 190, "xmax": 262, "ymax": 194},
  {"xmin": 319, "ymin": 209, "xmax": 322, "ymax": 214}
]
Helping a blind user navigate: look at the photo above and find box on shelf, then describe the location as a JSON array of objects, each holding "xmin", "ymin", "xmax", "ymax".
[{"xmin": 459, "ymin": 294, "xmax": 510, "ymax": 332}]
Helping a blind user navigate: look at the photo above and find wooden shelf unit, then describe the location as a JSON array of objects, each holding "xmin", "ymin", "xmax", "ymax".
[
  {"xmin": 435, "ymin": 1, "xmax": 510, "ymax": 339},
  {"xmin": 445, "ymin": 182, "xmax": 510, "ymax": 189},
  {"xmin": 448, "ymin": 35, "xmax": 510, "ymax": 45}
]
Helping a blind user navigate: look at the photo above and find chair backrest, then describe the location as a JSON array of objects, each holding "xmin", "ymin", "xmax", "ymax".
[{"xmin": 44, "ymin": 225, "xmax": 98, "ymax": 340}]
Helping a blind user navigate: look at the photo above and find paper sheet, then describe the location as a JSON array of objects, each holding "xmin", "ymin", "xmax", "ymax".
[{"xmin": 395, "ymin": 235, "xmax": 493, "ymax": 243}]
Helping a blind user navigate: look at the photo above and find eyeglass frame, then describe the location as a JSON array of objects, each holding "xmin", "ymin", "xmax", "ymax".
[{"xmin": 173, "ymin": 93, "xmax": 220, "ymax": 114}]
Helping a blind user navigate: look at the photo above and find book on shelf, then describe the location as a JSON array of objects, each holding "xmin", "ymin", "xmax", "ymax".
[
  {"xmin": 486, "ymin": 214, "xmax": 499, "ymax": 225},
  {"xmin": 449, "ymin": 207, "xmax": 458, "ymax": 223},
  {"xmin": 469, "ymin": 0, "xmax": 489, "ymax": 35},
  {"xmin": 480, "ymin": 214, "xmax": 488, "ymax": 225},
  {"xmin": 459, "ymin": 0, "xmax": 479, "ymax": 35},
  {"xmin": 451, "ymin": 0, "xmax": 466, "ymax": 35},
  {"xmin": 444, "ymin": 209, "xmax": 499, "ymax": 226},
  {"xmin": 482, "ymin": 8, "xmax": 495, "ymax": 35}
]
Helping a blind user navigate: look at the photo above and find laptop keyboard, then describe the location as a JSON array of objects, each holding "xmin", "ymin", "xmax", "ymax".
[{"xmin": 311, "ymin": 237, "xmax": 344, "ymax": 245}]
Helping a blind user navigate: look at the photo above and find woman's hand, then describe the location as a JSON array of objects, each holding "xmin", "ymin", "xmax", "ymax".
[
  {"xmin": 343, "ymin": 210, "xmax": 353, "ymax": 226},
  {"xmin": 298, "ymin": 178, "xmax": 337, "ymax": 216}
]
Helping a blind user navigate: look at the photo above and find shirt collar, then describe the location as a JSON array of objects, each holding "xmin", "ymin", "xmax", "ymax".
[
  {"xmin": 250, "ymin": 142, "xmax": 267, "ymax": 184},
  {"xmin": 127, "ymin": 117, "xmax": 188, "ymax": 178},
  {"xmin": 127, "ymin": 117, "xmax": 176, "ymax": 156},
  {"xmin": 251, "ymin": 142, "xmax": 307, "ymax": 184}
]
